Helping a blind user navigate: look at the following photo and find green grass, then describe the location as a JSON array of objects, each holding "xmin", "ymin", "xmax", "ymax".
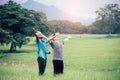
[{"xmin": 0, "ymin": 34, "xmax": 120, "ymax": 80}]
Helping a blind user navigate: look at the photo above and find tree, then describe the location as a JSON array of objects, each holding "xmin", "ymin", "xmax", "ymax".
[
  {"xmin": 0, "ymin": 0, "xmax": 49, "ymax": 52},
  {"xmin": 47, "ymin": 20, "xmax": 86, "ymax": 34},
  {"xmin": 94, "ymin": 4, "xmax": 120, "ymax": 34}
]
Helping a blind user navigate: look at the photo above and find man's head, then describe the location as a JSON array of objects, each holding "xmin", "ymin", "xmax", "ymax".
[
  {"xmin": 52, "ymin": 32, "xmax": 60, "ymax": 41},
  {"xmin": 36, "ymin": 31, "xmax": 43, "ymax": 39},
  {"xmin": 32, "ymin": 28, "xmax": 43, "ymax": 39}
]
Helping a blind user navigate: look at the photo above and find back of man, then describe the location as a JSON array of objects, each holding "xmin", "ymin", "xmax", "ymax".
[
  {"xmin": 36, "ymin": 39, "xmax": 48, "ymax": 75},
  {"xmin": 50, "ymin": 40, "xmax": 64, "ymax": 75},
  {"xmin": 50, "ymin": 41, "xmax": 64, "ymax": 60},
  {"xmin": 37, "ymin": 39, "xmax": 48, "ymax": 59}
]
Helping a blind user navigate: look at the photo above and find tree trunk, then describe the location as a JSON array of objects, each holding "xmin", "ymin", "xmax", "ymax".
[{"xmin": 9, "ymin": 42, "xmax": 16, "ymax": 53}]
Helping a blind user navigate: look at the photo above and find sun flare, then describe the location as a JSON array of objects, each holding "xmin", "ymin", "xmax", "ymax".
[{"xmin": 63, "ymin": 0, "xmax": 86, "ymax": 17}]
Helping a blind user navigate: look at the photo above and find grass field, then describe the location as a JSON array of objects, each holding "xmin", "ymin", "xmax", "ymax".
[{"xmin": 0, "ymin": 34, "xmax": 120, "ymax": 80}]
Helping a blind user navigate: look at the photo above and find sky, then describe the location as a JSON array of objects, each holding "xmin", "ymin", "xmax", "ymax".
[
  {"xmin": 0, "ymin": 0, "xmax": 120, "ymax": 20},
  {"xmin": 35, "ymin": 0, "xmax": 120, "ymax": 20}
]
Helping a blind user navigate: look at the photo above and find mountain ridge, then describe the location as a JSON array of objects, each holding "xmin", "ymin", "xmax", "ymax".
[{"xmin": 0, "ymin": 0, "xmax": 93, "ymax": 25}]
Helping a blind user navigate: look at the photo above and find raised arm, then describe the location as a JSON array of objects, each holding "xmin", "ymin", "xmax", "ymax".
[
  {"xmin": 48, "ymin": 32, "xmax": 60, "ymax": 42},
  {"xmin": 63, "ymin": 36, "xmax": 72, "ymax": 42},
  {"xmin": 36, "ymin": 31, "xmax": 48, "ymax": 40},
  {"xmin": 32, "ymin": 28, "xmax": 48, "ymax": 40},
  {"xmin": 32, "ymin": 28, "xmax": 39, "ymax": 40}
]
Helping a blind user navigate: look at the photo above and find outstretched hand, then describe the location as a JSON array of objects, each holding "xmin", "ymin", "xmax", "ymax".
[{"xmin": 55, "ymin": 32, "xmax": 60, "ymax": 36}]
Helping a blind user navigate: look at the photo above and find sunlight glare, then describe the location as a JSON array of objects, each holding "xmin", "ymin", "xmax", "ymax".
[{"xmin": 63, "ymin": 0, "xmax": 87, "ymax": 17}]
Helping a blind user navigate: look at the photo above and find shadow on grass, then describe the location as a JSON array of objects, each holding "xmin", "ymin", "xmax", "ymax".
[
  {"xmin": 105, "ymin": 35, "xmax": 120, "ymax": 39},
  {"xmin": 0, "ymin": 50, "xmax": 10, "ymax": 53},
  {"xmin": 0, "ymin": 54, "xmax": 8, "ymax": 59},
  {"xmin": 95, "ymin": 35, "xmax": 120, "ymax": 39},
  {"xmin": 97, "ymin": 68, "xmax": 120, "ymax": 72},
  {"xmin": 0, "ymin": 50, "xmax": 36, "ymax": 54}
]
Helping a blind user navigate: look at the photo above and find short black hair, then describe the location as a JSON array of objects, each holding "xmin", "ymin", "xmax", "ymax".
[{"xmin": 52, "ymin": 33, "xmax": 56, "ymax": 36}]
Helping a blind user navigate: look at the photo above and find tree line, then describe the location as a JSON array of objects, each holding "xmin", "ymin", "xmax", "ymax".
[
  {"xmin": 48, "ymin": 4, "xmax": 120, "ymax": 34},
  {"xmin": 0, "ymin": 0, "xmax": 120, "ymax": 52},
  {"xmin": 88, "ymin": 4, "xmax": 120, "ymax": 34}
]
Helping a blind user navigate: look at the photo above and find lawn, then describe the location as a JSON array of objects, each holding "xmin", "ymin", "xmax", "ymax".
[{"xmin": 0, "ymin": 34, "xmax": 120, "ymax": 80}]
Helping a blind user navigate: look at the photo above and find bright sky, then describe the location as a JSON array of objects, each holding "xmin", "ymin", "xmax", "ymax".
[
  {"xmin": 34, "ymin": 0, "xmax": 120, "ymax": 20},
  {"xmin": 1, "ymin": 0, "xmax": 120, "ymax": 20}
]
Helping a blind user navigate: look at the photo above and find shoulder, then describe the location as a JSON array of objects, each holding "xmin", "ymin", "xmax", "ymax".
[
  {"xmin": 36, "ymin": 39, "xmax": 41, "ymax": 44},
  {"xmin": 49, "ymin": 40, "xmax": 55, "ymax": 48},
  {"xmin": 60, "ymin": 40, "xmax": 65, "ymax": 45},
  {"xmin": 49, "ymin": 40, "xmax": 54, "ymax": 45},
  {"xmin": 42, "ymin": 39, "xmax": 48, "ymax": 43}
]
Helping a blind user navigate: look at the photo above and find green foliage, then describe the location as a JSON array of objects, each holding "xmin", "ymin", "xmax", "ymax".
[
  {"xmin": 48, "ymin": 20, "xmax": 87, "ymax": 34},
  {"xmin": 0, "ymin": 0, "xmax": 50, "ymax": 52},
  {"xmin": 12, "ymin": 33, "xmax": 30, "ymax": 48},
  {"xmin": 89, "ymin": 4, "xmax": 120, "ymax": 34},
  {"xmin": 0, "ymin": 28, "xmax": 12, "ymax": 45}
]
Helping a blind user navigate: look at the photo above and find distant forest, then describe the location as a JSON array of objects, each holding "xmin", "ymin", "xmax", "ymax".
[{"xmin": 47, "ymin": 4, "xmax": 120, "ymax": 34}]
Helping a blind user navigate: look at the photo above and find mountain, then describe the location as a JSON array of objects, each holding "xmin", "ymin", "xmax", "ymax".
[
  {"xmin": 21, "ymin": 0, "xmax": 94, "ymax": 25},
  {"xmin": 21, "ymin": 0, "xmax": 77, "ymax": 20}
]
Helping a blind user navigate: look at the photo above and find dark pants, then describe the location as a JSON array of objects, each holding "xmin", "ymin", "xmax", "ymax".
[
  {"xmin": 37, "ymin": 57, "xmax": 47, "ymax": 75},
  {"xmin": 53, "ymin": 60, "xmax": 64, "ymax": 75}
]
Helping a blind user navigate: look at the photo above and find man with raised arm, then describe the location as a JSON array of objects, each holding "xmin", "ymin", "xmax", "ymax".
[{"xmin": 49, "ymin": 32, "xmax": 71, "ymax": 75}]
